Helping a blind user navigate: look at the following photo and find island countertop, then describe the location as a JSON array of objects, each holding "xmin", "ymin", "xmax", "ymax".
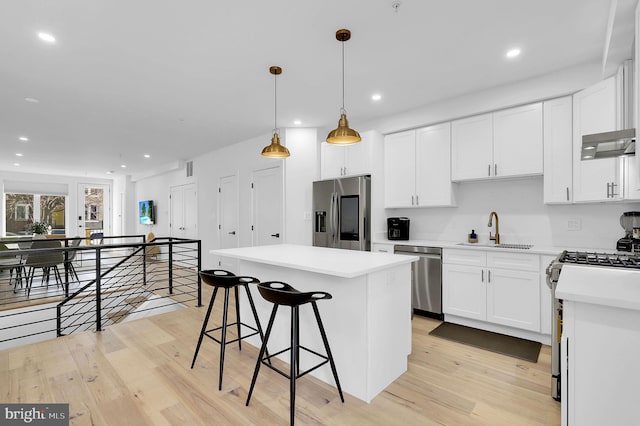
[{"xmin": 211, "ymin": 244, "xmax": 418, "ymax": 278}]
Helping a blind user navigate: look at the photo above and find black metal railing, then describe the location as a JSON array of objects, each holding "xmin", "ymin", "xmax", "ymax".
[{"xmin": 0, "ymin": 236, "xmax": 201, "ymax": 350}]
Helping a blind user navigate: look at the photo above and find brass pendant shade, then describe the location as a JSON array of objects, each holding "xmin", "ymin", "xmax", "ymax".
[
  {"xmin": 327, "ymin": 29, "xmax": 361, "ymax": 144},
  {"xmin": 261, "ymin": 65, "xmax": 290, "ymax": 158},
  {"xmin": 326, "ymin": 113, "xmax": 361, "ymax": 144},
  {"xmin": 261, "ymin": 131, "xmax": 290, "ymax": 157}
]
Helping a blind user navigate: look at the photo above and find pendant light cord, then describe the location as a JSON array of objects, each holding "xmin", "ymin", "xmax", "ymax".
[
  {"xmin": 274, "ymin": 72, "xmax": 278, "ymax": 133},
  {"xmin": 341, "ymin": 40, "xmax": 345, "ymax": 114}
]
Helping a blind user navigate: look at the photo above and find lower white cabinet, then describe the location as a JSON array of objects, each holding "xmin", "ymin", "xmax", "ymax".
[
  {"xmin": 371, "ymin": 243, "xmax": 395, "ymax": 253},
  {"xmin": 443, "ymin": 248, "xmax": 541, "ymax": 332}
]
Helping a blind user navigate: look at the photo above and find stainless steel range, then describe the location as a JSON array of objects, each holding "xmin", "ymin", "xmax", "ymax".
[{"xmin": 545, "ymin": 250, "xmax": 640, "ymax": 401}]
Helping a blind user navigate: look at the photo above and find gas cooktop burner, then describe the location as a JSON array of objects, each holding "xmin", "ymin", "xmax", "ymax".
[{"xmin": 559, "ymin": 250, "xmax": 640, "ymax": 269}]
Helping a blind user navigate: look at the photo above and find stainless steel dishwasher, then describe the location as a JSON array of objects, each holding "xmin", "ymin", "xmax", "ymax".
[{"xmin": 394, "ymin": 245, "xmax": 443, "ymax": 320}]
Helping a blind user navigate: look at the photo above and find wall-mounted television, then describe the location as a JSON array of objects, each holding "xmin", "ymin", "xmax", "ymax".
[{"xmin": 139, "ymin": 200, "xmax": 155, "ymax": 225}]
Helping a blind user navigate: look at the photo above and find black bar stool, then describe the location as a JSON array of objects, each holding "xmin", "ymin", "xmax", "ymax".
[
  {"xmin": 246, "ymin": 281, "xmax": 344, "ymax": 425},
  {"xmin": 191, "ymin": 269, "xmax": 267, "ymax": 390}
]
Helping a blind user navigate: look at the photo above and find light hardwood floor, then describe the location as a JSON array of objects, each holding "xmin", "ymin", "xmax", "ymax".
[{"xmin": 0, "ymin": 288, "xmax": 560, "ymax": 425}]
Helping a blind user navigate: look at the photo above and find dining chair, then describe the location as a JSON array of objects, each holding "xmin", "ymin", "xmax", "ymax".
[
  {"xmin": 0, "ymin": 243, "xmax": 26, "ymax": 290},
  {"xmin": 64, "ymin": 238, "xmax": 82, "ymax": 283},
  {"xmin": 24, "ymin": 240, "xmax": 64, "ymax": 296}
]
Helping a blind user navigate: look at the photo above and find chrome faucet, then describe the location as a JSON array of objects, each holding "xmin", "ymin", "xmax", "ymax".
[{"xmin": 488, "ymin": 211, "xmax": 500, "ymax": 244}]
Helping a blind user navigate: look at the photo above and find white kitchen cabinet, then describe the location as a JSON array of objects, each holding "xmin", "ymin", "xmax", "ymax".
[
  {"xmin": 451, "ymin": 113, "xmax": 493, "ymax": 180},
  {"xmin": 320, "ymin": 132, "xmax": 372, "ymax": 179},
  {"xmin": 383, "ymin": 131, "xmax": 416, "ymax": 207},
  {"xmin": 442, "ymin": 263, "xmax": 486, "ymax": 320},
  {"xmin": 384, "ymin": 123, "xmax": 456, "ymax": 208},
  {"xmin": 543, "ymin": 96, "xmax": 573, "ymax": 204},
  {"xmin": 371, "ymin": 243, "xmax": 395, "ymax": 253},
  {"xmin": 572, "ymin": 76, "xmax": 622, "ymax": 202},
  {"xmin": 443, "ymin": 248, "xmax": 541, "ymax": 332},
  {"xmin": 492, "ymin": 102, "xmax": 543, "ymax": 177},
  {"xmin": 451, "ymin": 103, "xmax": 543, "ymax": 181}
]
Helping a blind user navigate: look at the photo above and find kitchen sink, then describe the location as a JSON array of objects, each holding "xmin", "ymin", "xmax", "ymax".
[{"xmin": 456, "ymin": 242, "xmax": 533, "ymax": 250}]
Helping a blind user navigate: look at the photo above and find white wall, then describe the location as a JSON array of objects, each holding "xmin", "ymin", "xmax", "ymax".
[{"xmin": 134, "ymin": 128, "xmax": 318, "ymax": 269}]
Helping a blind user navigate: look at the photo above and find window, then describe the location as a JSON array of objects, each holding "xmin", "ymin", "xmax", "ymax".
[{"xmin": 4, "ymin": 193, "xmax": 66, "ymax": 236}]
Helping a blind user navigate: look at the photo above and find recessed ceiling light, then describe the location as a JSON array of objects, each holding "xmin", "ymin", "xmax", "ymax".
[
  {"xmin": 38, "ymin": 32, "xmax": 56, "ymax": 43},
  {"xmin": 371, "ymin": 93, "xmax": 382, "ymax": 101},
  {"xmin": 506, "ymin": 48, "xmax": 521, "ymax": 58},
  {"xmin": 24, "ymin": 97, "xmax": 40, "ymax": 103},
  {"xmin": 583, "ymin": 155, "xmax": 593, "ymax": 159},
  {"xmin": 293, "ymin": 120, "xmax": 302, "ymax": 125},
  {"xmin": 15, "ymin": 153, "xmax": 23, "ymax": 157},
  {"xmin": 120, "ymin": 164, "xmax": 127, "ymax": 168},
  {"xmin": 106, "ymin": 170, "xmax": 114, "ymax": 174},
  {"xmin": 143, "ymin": 154, "xmax": 150, "ymax": 158},
  {"xmin": 13, "ymin": 163, "xmax": 20, "ymax": 167},
  {"xmin": 19, "ymin": 136, "xmax": 29, "ymax": 142},
  {"xmin": 584, "ymin": 146, "xmax": 596, "ymax": 150}
]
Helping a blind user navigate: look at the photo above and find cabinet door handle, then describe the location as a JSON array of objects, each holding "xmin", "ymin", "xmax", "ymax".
[
  {"xmin": 415, "ymin": 195, "xmax": 419, "ymax": 206},
  {"xmin": 481, "ymin": 269, "xmax": 484, "ymax": 282},
  {"xmin": 611, "ymin": 182, "xmax": 618, "ymax": 198},
  {"xmin": 494, "ymin": 164, "xmax": 497, "ymax": 176},
  {"xmin": 566, "ymin": 187, "xmax": 570, "ymax": 201},
  {"xmin": 411, "ymin": 195, "xmax": 415, "ymax": 206},
  {"xmin": 488, "ymin": 270, "xmax": 491, "ymax": 283},
  {"xmin": 606, "ymin": 182, "xmax": 611, "ymax": 198},
  {"xmin": 488, "ymin": 164, "xmax": 491, "ymax": 176}
]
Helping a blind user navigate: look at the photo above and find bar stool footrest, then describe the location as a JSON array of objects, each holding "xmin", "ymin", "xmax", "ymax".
[
  {"xmin": 203, "ymin": 322, "xmax": 260, "ymax": 346},
  {"xmin": 261, "ymin": 345, "xmax": 330, "ymax": 380}
]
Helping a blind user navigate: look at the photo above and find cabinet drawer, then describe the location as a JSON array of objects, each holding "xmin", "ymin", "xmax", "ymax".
[
  {"xmin": 443, "ymin": 249, "xmax": 486, "ymax": 266},
  {"xmin": 486, "ymin": 251, "xmax": 539, "ymax": 271}
]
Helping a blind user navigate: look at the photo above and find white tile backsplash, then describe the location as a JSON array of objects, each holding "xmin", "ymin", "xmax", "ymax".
[{"xmin": 384, "ymin": 176, "xmax": 640, "ymax": 251}]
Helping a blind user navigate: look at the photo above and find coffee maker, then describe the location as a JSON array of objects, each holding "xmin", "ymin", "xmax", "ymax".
[{"xmin": 616, "ymin": 211, "xmax": 640, "ymax": 252}]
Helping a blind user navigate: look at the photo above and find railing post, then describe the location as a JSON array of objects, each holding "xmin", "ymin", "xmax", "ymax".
[
  {"xmin": 95, "ymin": 247, "xmax": 102, "ymax": 332},
  {"xmin": 56, "ymin": 304, "xmax": 62, "ymax": 337},
  {"xmin": 143, "ymin": 235, "xmax": 147, "ymax": 287},
  {"xmin": 63, "ymin": 239, "xmax": 70, "ymax": 296},
  {"xmin": 168, "ymin": 239, "xmax": 173, "ymax": 295},
  {"xmin": 197, "ymin": 239, "xmax": 202, "ymax": 307}
]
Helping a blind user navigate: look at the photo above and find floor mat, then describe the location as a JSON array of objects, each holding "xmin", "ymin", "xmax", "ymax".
[{"xmin": 429, "ymin": 322, "xmax": 541, "ymax": 362}]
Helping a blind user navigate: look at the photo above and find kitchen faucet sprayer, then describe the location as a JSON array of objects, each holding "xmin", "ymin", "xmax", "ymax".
[{"xmin": 488, "ymin": 211, "xmax": 500, "ymax": 244}]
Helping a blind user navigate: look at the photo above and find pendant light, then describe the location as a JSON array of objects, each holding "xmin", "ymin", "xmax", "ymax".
[
  {"xmin": 261, "ymin": 65, "xmax": 290, "ymax": 158},
  {"xmin": 326, "ymin": 29, "xmax": 361, "ymax": 144}
]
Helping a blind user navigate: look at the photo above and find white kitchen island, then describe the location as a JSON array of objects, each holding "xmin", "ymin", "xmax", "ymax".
[
  {"xmin": 210, "ymin": 244, "xmax": 417, "ymax": 403},
  {"xmin": 556, "ymin": 265, "xmax": 640, "ymax": 426}
]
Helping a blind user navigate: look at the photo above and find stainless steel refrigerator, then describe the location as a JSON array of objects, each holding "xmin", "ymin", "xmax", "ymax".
[{"xmin": 312, "ymin": 175, "xmax": 371, "ymax": 251}]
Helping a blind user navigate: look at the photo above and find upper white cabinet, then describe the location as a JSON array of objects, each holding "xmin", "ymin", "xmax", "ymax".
[
  {"xmin": 451, "ymin": 103, "xmax": 543, "ymax": 181},
  {"xmin": 384, "ymin": 123, "xmax": 456, "ymax": 208},
  {"xmin": 572, "ymin": 76, "xmax": 622, "ymax": 202},
  {"xmin": 451, "ymin": 113, "xmax": 493, "ymax": 180},
  {"xmin": 543, "ymin": 96, "xmax": 573, "ymax": 204},
  {"xmin": 320, "ymin": 132, "xmax": 372, "ymax": 179}
]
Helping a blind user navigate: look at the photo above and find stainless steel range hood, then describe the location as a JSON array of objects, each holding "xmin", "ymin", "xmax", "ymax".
[{"xmin": 581, "ymin": 128, "xmax": 635, "ymax": 160}]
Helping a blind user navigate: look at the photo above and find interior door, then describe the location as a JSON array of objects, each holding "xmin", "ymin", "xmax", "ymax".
[
  {"xmin": 218, "ymin": 175, "xmax": 238, "ymax": 271},
  {"xmin": 77, "ymin": 183, "xmax": 111, "ymax": 240},
  {"xmin": 219, "ymin": 175, "xmax": 239, "ymax": 249},
  {"xmin": 252, "ymin": 166, "xmax": 283, "ymax": 246},
  {"xmin": 170, "ymin": 183, "xmax": 197, "ymax": 238}
]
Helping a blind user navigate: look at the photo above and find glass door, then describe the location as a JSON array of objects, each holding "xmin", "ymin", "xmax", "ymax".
[{"xmin": 77, "ymin": 184, "xmax": 111, "ymax": 241}]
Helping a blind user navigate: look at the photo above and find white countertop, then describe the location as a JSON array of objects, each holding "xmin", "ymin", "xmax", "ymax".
[
  {"xmin": 556, "ymin": 264, "xmax": 640, "ymax": 311},
  {"xmin": 373, "ymin": 238, "xmax": 616, "ymax": 257},
  {"xmin": 211, "ymin": 244, "xmax": 418, "ymax": 278}
]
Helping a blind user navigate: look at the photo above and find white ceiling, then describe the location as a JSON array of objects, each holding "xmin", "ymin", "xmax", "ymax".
[{"xmin": 0, "ymin": 0, "xmax": 637, "ymax": 178}]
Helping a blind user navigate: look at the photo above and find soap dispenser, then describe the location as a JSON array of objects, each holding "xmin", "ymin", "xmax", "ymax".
[{"xmin": 468, "ymin": 229, "xmax": 478, "ymax": 243}]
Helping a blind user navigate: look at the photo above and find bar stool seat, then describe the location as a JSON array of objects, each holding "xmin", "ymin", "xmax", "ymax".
[
  {"xmin": 246, "ymin": 281, "xmax": 344, "ymax": 425},
  {"xmin": 190, "ymin": 269, "xmax": 267, "ymax": 390}
]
